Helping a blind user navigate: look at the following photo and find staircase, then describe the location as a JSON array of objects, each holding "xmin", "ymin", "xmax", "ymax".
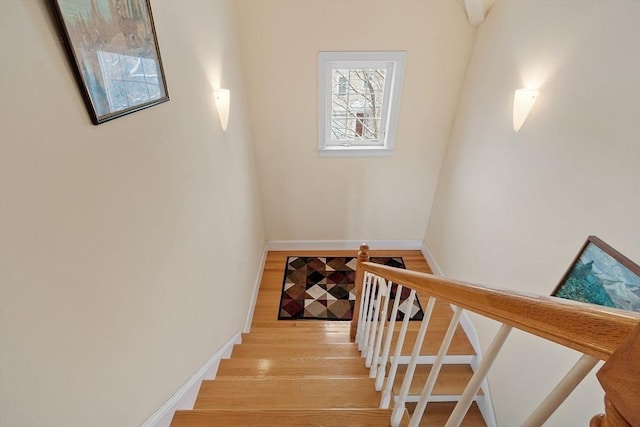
[
  {"xmin": 172, "ymin": 322, "xmax": 406, "ymax": 426},
  {"xmin": 171, "ymin": 250, "xmax": 487, "ymax": 426},
  {"xmin": 170, "ymin": 248, "xmax": 639, "ymax": 426}
]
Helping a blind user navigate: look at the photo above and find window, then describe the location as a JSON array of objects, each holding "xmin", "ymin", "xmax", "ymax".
[
  {"xmin": 318, "ymin": 51, "xmax": 406, "ymax": 157},
  {"xmin": 337, "ymin": 76, "xmax": 348, "ymax": 96}
]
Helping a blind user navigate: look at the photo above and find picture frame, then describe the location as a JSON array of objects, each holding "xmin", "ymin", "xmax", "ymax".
[
  {"xmin": 552, "ymin": 236, "xmax": 640, "ymax": 313},
  {"xmin": 50, "ymin": 0, "xmax": 169, "ymax": 124}
]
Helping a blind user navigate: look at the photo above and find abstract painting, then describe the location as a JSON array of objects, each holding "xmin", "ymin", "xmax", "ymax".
[{"xmin": 552, "ymin": 236, "xmax": 640, "ymax": 312}]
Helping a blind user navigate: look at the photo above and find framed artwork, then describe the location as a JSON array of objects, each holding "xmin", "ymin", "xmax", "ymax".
[
  {"xmin": 552, "ymin": 236, "xmax": 640, "ymax": 313},
  {"xmin": 50, "ymin": 0, "xmax": 169, "ymax": 124}
]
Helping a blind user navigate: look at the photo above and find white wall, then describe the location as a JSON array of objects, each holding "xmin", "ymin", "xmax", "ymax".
[
  {"xmin": 0, "ymin": 1, "xmax": 265, "ymax": 426},
  {"xmin": 235, "ymin": 0, "xmax": 475, "ymax": 242},
  {"xmin": 425, "ymin": 0, "xmax": 640, "ymax": 425}
]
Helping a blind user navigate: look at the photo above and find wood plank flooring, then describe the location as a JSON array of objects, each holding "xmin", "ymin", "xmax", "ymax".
[
  {"xmin": 172, "ymin": 409, "xmax": 409, "ymax": 426},
  {"xmin": 252, "ymin": 250, "xmax": 474, "ymax": 357}
]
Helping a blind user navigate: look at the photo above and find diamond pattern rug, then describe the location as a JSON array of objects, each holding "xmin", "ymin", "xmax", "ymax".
[{"xmin": 278, "ymin": 256, "xmax": 424, "ymax": 321}]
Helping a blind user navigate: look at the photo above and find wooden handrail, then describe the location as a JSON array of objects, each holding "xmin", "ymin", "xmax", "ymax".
[{"xmin": 360, "ymin": 261, "xmax": 640, "ymax": 360}]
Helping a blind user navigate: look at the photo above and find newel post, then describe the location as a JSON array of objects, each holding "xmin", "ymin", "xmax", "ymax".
[
  {"xmin": 351, "ymin": 243, "xmax": 370, "ymax": 340},
  {"xmin": 590, "ymin": 321, "xmax": 640, "ymax": 427}
]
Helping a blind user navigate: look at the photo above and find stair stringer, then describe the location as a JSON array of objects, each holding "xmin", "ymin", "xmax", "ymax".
[
  {"xmin": 453, "ymin": 306, "xmax": 497, "ymax": 427},
  {"xmin": 385, "ymin": 318, "xmax": 495, "ymax": 426},
  {"xmin": 421, "ymin": 241, "xmax": 497, "ymax": 427}
]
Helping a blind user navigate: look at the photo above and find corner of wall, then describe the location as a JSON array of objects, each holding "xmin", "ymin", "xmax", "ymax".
[
  {"xmin": 420, "ymin": 240, "xmax": 444, "ymax": 276},
  {"xmin": 243, "ymin": 241, "xmax": 269, "ymax": 333}
]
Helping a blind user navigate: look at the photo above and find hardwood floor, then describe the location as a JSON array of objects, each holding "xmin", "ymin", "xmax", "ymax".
[
  {"xmin": 252, "ymin": 249, "xmax": 431, "ymax": 329},
  {"xmin": 251, "ymin": 249, "xmax": 474, "ymax": 357}
]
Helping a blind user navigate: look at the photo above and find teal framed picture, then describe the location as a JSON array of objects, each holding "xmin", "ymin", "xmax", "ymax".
[{"xmin": 552, "ymin": 236, "xmax": 640, "ymax": 312}]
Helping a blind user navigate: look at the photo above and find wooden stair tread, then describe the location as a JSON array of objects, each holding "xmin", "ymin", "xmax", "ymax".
[
  {"xmin": 248, "ymin": 325, "xmax": 350, "ymax": 333},
  {"xmin": 171, "ymin": 409, "xmax": 410, "ymax": 426},
  {"xmin": 230, "ymin": 342, "xmax": 360, "ymax": 358},
  {"xmin": 241, "ymin": 331, "xmax": 352, "ymax": 343},
  {"xmin": 194, "ymin": 378, "xmax": 381, "ymax": 409},
  {"xmin": 392, "ymin": 329, "xmax": 475, "ymax": 355},
  {"xmin": 394, "ymin": 364, "xmax": 482, "ymax": 396},
  {"xmin": 406, "ymin": 402, "xmax": 486, "ymax": 426},
  {"xmin": 217, "ymin": 357, "xmax": 370, "ymax": 378},
  {"xmin": 249, "ymin": 321, "xmax": 352, "ymax": 330}
]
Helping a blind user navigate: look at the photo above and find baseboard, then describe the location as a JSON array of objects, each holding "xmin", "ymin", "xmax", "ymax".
[
  {"xmin": 266, "ymin": 239, "xmax": 423, "ymax": 251},
  {"xmin": 243, "ymin": 242, "xmax": 268, "ymax": 333},
  {"xmin": 141, "ymin": 331, "xmax": 242, "ymax": 427}
]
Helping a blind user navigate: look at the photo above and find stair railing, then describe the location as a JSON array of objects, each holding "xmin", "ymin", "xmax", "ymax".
[{"xmin": 351, "ymin": 244, "xmax": 640, "ymax": 427}]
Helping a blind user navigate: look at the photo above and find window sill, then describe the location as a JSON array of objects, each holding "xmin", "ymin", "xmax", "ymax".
[{"xmin": 318, "ymin": 146, "xmax": 394, "ymax": 158}]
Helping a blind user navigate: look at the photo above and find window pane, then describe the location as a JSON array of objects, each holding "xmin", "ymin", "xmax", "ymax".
[
  {"xmin": 330, "ymin": 68, "xmax": 386, "ymax": 142},
  {"xmin": 96, "ymin": 50, "xmax": 163, "ymax": 113}
]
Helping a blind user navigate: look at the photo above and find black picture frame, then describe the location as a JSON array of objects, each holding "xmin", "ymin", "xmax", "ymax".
[
  {"xmin": 552, "ymin": 236, "xmax": 640, "ymax": 313},
  {"xmin": 50, "ymin": 0, "xmax": 169, "ymax": 124}
]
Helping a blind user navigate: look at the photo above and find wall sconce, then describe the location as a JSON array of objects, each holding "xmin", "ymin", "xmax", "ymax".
[
  {"xmin": 513, "ymin": 88, "xmax": 539, "ymax": 132},
  {"xmin": 214, "ymin": 89, "xmax": 230, "ymax": 131}
]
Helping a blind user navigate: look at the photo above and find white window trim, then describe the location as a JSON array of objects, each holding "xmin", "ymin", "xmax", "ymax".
[{"xmin": 318, "ymin": 51, "xmax": 406, "ymax": 158}]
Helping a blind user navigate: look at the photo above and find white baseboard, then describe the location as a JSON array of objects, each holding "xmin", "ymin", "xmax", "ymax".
[
  {"xmin": 141, "ymin": 331, "xmax": 242, "ymax": 427},
  {"xmin": 266, "ymin": 239, "xmax": 423, "ymax": 251},
  {"xmin": 244, "ymin": 242, "xmax": 268, "ymax": 333}
]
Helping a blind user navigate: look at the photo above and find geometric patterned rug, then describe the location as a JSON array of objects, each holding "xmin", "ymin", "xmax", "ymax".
[{"xmin": 278, "ymin": 256, "xmax": 424, "ymax": 321}]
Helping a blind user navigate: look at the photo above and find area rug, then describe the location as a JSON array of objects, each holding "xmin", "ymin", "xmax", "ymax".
[{"xmin": 278, "ymin": 256, "xmax": 424, "ymax": 321}]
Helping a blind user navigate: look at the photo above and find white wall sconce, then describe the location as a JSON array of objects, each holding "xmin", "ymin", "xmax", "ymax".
[
  {"xmin": 513, "ymin": 88, "xmax": 539, "ymax": 132},
  {"xmin": 214, "ymin": 89, "xmax": 230, "ymax": 131}
]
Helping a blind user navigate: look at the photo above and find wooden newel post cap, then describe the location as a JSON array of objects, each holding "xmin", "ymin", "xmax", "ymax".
[{"xmin": 358, "ymin": 244, "xmax": 370, "ymax": 259}]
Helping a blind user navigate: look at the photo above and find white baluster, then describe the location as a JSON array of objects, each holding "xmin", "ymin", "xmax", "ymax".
[
  {"xmin": 391, "ymin": 296, "xmax": 436, "ymax": 427},
  {"xmin": 357, "ymin": 272, "xmax": 373, "ymax": 351},
  {"xmin": 444, "ymin": 324, "xmax": 513, "ymax": 427},
  {"xmin": 376, "ymin": 283, "xmax": 403, "ymax": 390},
  {"xmin": 366, "ymin": 276, "xmax": 385, "ymax": 368},
  {"xmin": 381, "ymin": 290, "xmax": 416, "ymax": 408},
  {"xmin": 521, "ymin": 353, "xmax": 598, "ymax": 427},
  {"xmin": 409, "ymin": 305, "xmax": 464, "ymax": 427},
  {"xmin": 361, "ymin": 274, "xmax": 378, "ymax": 359},
  {"xmin": 370, "ymin": 277, "xmax": 391, "ymax": 379}
]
